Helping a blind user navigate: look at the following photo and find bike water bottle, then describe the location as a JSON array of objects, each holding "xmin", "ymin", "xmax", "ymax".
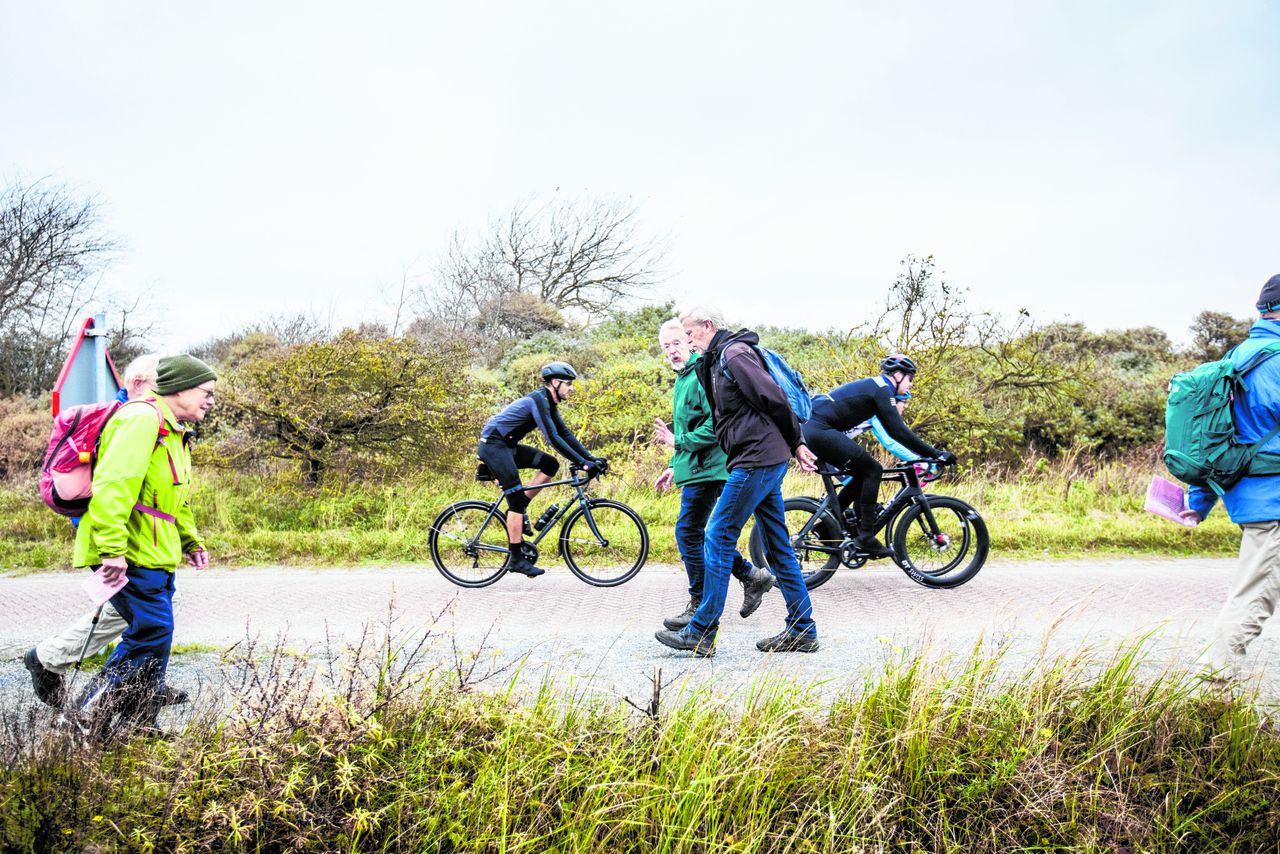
[{"xmin": 534, "ymin": 504, "xmax": 559, "ymax": 531}]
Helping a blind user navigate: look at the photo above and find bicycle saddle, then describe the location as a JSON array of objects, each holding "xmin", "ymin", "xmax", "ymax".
[{"xmin": 475, "ymin": 462, "xmax": 496, "ymax": 482}]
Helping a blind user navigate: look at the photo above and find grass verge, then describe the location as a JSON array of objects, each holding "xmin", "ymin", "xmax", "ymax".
[{"xmin": 2, "ymin": 636, "xmax": 1277, "ymax": 852}]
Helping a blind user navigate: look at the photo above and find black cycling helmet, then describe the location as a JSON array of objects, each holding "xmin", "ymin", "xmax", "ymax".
[
  {"xmin": 541, "ymin": 361, "xmax": 578, "ymax": 382},
  {"xmin": 880, "ymin": 353, "xmax": 918, "ymax": 376}
]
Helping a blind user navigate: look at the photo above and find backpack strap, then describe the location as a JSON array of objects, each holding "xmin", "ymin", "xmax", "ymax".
[
  {"xmin": 1230, "ymin": 340, "xmax": 1280, "ymax": 375},
  {"xmin": 1228, "ymin": 340, "xmax": 1280, "ymax": 477}
]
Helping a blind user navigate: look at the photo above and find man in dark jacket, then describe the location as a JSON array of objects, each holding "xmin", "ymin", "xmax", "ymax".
[
  {"xmin": 1182, "ymin": 274, "xmax": 1280, "ymax": 679},
  {"xmin": 654, "ymin": 307, "xmax": 820, "ymax": 656},
  {"xmin": 653, "ymin": 318, "xmax": 776, "ymax": 630}
]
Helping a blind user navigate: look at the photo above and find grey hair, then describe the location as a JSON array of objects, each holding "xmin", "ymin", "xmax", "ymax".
[
  {"xmin": 122, "ymin": 352, "xmax": 160, "ymax": 386},
  {"xmin": 658, "ymin": 318, "xmax": 686, "ymax": 338},
  {"xmin": 679, "ymin": 305, "xmax": 727, "ymax": 330}
]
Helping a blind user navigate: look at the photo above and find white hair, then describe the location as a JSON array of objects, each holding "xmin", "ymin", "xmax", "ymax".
[
  {"xmin": 658, "ymin": 318, "xmax": 685, "ymax": 338},
  {"xmin": 122, "ymin": 353, "xmax": 160, "ymax": 385},
  {"xmin": 679, "ymin": 305, "xmax": 727, "ymax": 330}
]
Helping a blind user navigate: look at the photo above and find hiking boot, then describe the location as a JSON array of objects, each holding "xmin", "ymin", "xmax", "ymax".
[
  {"xmin": 161, "ymin": 685, "xmax": 189, "ymax": 706},
  {"xmin": 654, "ymin": 626, "xmax": 717, "ymax": 658},
  {"xmin": 663, "ymin": 597, "xmax": 700, "ymax": 631},
  {"xmin": 23, "ymin": 648, "xmax": 64, "ymax": 708},
  {"xmin": 854, "ymin": 533, "xmax": 895, "ymax": 560},
  {"xmin": 506, "ymin": 554, "xmax": 546, "ymax": 578},
  {"xmin": 739, "ymin": 566, "xmax": 775, "ymax": 618},
  {"xmin": 756, "ymin": 630, "xmax": 820, "ymax": 653}
]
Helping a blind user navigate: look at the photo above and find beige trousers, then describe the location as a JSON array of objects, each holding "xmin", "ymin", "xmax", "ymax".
[
  {"xmin": 1205, "ymin": 521, "xmax": 1280, "ymax": 675},
  {"xmin": 35, "ymin": 603, "xmax": 129, "ymax": 674}
]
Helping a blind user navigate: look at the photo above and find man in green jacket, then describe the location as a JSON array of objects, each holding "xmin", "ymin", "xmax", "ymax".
[
  {"xmin": 654, "ymin": 319, "xmax": 775, "ymax": 631},
  {"xmin": 74, "ymin": 354, "xmax": 216, "ymax": 739}
]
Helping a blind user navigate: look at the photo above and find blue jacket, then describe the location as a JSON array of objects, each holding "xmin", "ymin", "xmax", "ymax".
[{"xmin": 1189, "ymin": 318, "xmax": 1280, "ymax": 524}]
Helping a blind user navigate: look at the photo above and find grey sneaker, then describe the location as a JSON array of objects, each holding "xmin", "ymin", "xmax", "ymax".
[
  {"xmin": 655, "ymin": 627, "xmax": 717, "ymax": 658},
  {"xmin": 739, "ymin": 567, "xmax": 775, "ymax": 618},
  {"xmin": 756, "ymin": 630, "xmax": 819, "ymax": 653},
  {"xmin": 663, "ymin": 598, "xmax": 700, "ymax": 631}
]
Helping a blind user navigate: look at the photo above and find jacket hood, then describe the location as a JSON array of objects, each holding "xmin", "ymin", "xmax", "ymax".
[
  {"xmin": 708, "ymin": 328, "xmax": 759, "ymax": 355},
  {"xmin": 1249, "ymin": 318, "xmax": 1280, "ymax": 341}
]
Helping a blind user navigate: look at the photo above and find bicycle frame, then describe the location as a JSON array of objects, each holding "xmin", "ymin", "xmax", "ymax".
[
  {"xmin": 468, "ymin": 471, "xmax": 608, "ymax": 554},
  {"xmin": 795, "ymin": 464, "xmax": 944, "ymax": 556}
]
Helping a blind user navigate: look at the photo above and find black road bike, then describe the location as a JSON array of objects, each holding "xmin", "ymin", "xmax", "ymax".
[
  {"xmin": 748, "ymin": 460, "xmax": 988, "ymax": 590},
  {"xmin": 429, "ymin": 463, "xmax": 649, "ymax": 588}
]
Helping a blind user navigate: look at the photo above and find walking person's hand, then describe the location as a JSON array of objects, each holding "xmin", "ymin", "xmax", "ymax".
[
  {"xmin": 100, "ymin": 556, "xmax": 128, "ymax": 584},
  {"xmin": 794, "ymin": 443, "xmax": 818, "ymax": 473},
  {"xmin": 1178, "ymin": 509, "xmax": 1203, "ymax": 526},
  {"xmin": 185, "ymin": 547, "xmax": 209, "ymax": 569},
  {"xmin": 655, "ymin": 467, "xmax": 675, "ymax": 493},
  {"xmin": 653, "ymin": 417, "xmax": 675, "ymax": 448}
]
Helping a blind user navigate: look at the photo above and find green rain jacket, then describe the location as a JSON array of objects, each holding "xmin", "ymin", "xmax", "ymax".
[
  {"xmin": 670, "ymin": 353, "xmax": 730, "ymax": 486},
  {"xmin": 73, "ymin": 397, "xmax": 204, "ymax": 572}
]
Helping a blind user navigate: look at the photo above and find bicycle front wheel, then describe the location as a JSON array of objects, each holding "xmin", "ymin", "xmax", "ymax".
[
  {"xmin": 429, "ymin": 500, "xmax": 510, "ymax": 588},
  {"xmin": 892, "ymin": 496, "xmax": 988, "ymax": 589},
  {"xmin": 748, "ymin": 496, "xmax": 842, "ymax": 591},
  {"xmin": 559, "ymin": 499, "xmax": 649, "ymax": 587}
]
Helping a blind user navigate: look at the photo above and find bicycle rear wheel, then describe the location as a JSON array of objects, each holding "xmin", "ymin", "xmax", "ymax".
[
  {"xmin": 748, "ymin": 496, "xmax": 842, "ymax": 590},
  {"xmin": 892, "ymin": 496, "xmax": 988, "ymax": 589},
  {"xmin": 559, "ymin": 499, "xmax": 648, "ymax": 587},
  {"xmin": 429, "ymin": 500, "xmax": 510, "ymax": 588}
]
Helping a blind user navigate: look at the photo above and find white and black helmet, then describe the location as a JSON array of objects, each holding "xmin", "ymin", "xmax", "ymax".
[{"xmin": 541, "ymin": 361, "xmax": 578, "ymax": 382}]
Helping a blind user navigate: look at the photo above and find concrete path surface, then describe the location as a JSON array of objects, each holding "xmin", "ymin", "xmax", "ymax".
[{"xmin": 3, "ymin": 557, "xmax": 1277, "ymax": 712}]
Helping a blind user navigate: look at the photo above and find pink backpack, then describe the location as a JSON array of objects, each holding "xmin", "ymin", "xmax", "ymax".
[{"xmin": 40, "ymin": 400, "xmax": 166, "ymax": 517}]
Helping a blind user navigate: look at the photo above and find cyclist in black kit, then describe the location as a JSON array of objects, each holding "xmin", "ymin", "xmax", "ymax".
[
  {"xmin": 478, "ymin": 362, "xmax": 607, "ymax": 578},
  {"xmin": 802, "ymin": 354, "xmax": 956, "ymax": 559}
]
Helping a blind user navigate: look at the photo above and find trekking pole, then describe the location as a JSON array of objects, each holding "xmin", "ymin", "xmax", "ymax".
[{"xmin": 62, "ymin": 603, "xmax": 105, "ymax": 710}]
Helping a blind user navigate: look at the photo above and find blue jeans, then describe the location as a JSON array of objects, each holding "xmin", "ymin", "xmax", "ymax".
[
  {"xmin": 688, "ymin": 462, "xmax": 816, "ymax": 638},
  {"xmin": 676, "ymin": 480, "xmax": 753, "ymax": 600}
]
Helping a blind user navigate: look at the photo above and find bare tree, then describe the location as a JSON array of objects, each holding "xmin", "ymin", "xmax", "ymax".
[
  {"xmin": 0, "ymin": 178, "xmax": 119, "ymax": 394},
  {"xmin": 418, "ymin": 194, "xmax": 667, "ymax": 339}
]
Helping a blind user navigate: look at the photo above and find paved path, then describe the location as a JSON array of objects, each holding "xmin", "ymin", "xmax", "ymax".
[{"xmin": 2, "ymin": 558, "xmax": 1276, "ymax": 712}]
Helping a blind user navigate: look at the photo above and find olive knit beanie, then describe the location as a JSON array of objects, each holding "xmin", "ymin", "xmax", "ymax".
[{"xmin": 155, "ymin": 354, "xmax": 217, "ymax": 395}]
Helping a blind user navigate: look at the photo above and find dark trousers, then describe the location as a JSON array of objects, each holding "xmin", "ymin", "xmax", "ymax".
[
  {"xmin": 97, "ymin": 566, "xmax": 175, "ymax": 695},
  {"xmin": 675, "ymin": 480, "xmax": 753, "ymax": 600}
]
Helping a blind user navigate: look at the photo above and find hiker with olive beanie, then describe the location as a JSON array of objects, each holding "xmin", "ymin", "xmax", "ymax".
[{"xmin": 74, "ymin": 354, "xmax": 217, "ymax": 741}]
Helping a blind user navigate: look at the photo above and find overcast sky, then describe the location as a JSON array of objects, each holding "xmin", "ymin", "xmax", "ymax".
[{"xmin": 2, "ymin": 1, "xmax": 1277, "ymax": 351}]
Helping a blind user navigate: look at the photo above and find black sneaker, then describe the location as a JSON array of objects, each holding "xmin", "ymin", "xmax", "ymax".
[
  {"xmin": 654, "ymin": 627, "xmax": 716, "ymax": 658},
  {"xmin": 854, "ymin": 533, "xmax": 895, "ymax": 560},
  {"xmin": 161, "ymin": 685, "xmax": 190, "ymax": 706},
  {"xmin": 756, "ymin": 630, "xmax": 819, "ymax": 653},
  {"xmin": 506, "ymin": 555, "xmax": 546, "ymax": 578},
  {"xmin": 663, "ymin": 598, "xmax": 700, "ymax": 631},
  {"xmin": 739, "ymin": 567, "xmax": 775, "ymax": 618},
  {"xmin": 23, "ymin": 648, "xmax": 65, "ymax": 708}
]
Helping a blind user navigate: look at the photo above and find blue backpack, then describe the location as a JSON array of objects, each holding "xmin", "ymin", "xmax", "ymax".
[{"xmin": 719, "ymin": 344, "xmax": 813, "ymax": 423}]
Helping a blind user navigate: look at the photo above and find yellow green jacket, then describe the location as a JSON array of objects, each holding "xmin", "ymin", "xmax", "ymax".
[{"xmin": 73, "ymin": 397, "xmax": 203, "ymax": 571}]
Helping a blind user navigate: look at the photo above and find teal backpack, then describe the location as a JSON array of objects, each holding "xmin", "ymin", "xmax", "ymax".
[{"xmin": 1163, "ymin": 341, "xmax": 1280, "ymax": 495}]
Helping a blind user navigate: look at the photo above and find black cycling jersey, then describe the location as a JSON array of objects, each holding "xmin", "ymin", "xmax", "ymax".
[
  {"xmin": 809, "ymin": 375, "xmax": 940, "ymax": 460},
  {"xmin": 481, "ymin": 388, "xmax": 594, "ymax": 467}
]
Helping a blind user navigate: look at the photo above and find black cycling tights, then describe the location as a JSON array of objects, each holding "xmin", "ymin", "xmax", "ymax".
[{"xmin": 801, "ymin": 422, "xmax": 882, "ymax": 512}]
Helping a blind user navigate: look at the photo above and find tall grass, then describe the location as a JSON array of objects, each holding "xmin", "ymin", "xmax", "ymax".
[
  {"xmin": 2, "ymin": 630, "xmax": 1278, "ymax": 852},
  {"xmin": 0, "ymin": 447, "xmax": 1238, "ymax": 571}
]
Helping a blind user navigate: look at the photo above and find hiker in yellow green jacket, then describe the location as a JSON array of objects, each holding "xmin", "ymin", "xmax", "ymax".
[{"xmin": 74, "ymin": 354, "xmax": 216, "ymax": 740}]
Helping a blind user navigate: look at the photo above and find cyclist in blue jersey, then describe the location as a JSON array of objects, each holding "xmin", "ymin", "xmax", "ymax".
[
  {"xmin": 803, "ymin": 355, "xmax": 955, "ymax": 558},
  {"xmin": 478, "ymin": 362, "xmax": 607, "ymax": 578}
]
